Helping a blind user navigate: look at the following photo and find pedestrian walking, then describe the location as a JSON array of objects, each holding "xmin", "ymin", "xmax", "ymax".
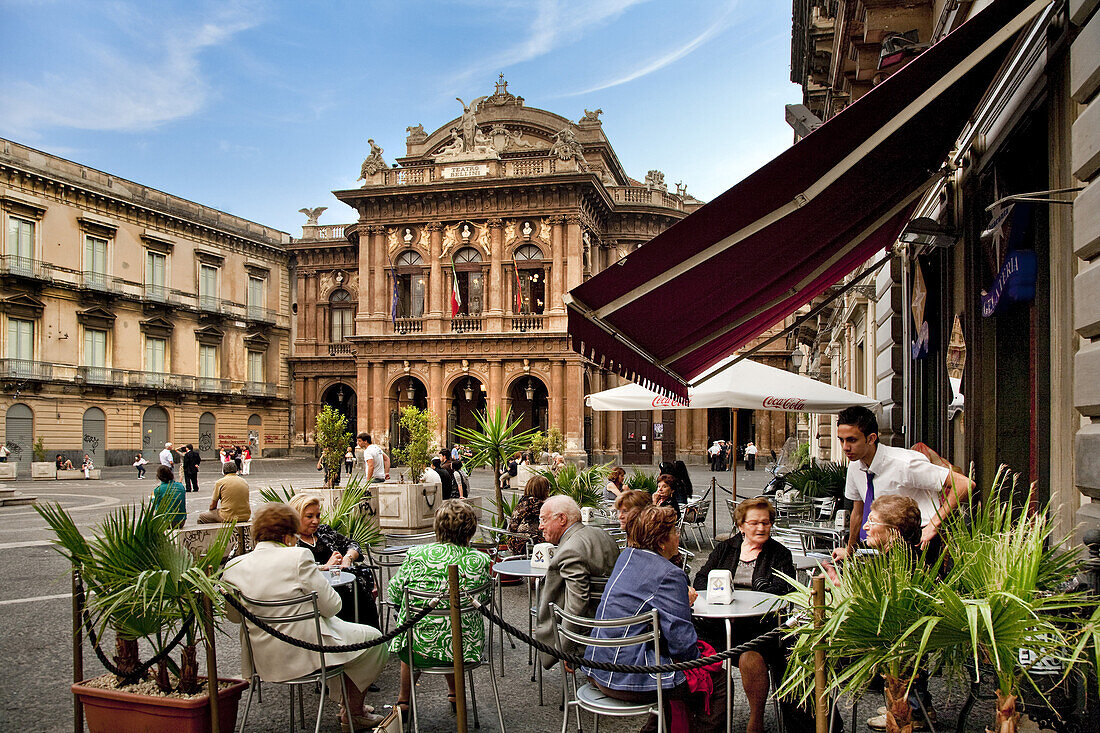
[
  {"xmin": 159, "ymin": 442, "xmax": 175, "ymax": 476},
  {"xmin": 344, "ymin": 446, "xmax": 355, "ymax": 478},
  {"xmin": 182, "ymin": 443, "xmax": 201, "ymax": 493},
  {"xmin": 745, "ymin": 440, "xmax": 758, "ymax": 471},
  {"xmin": 241, "ymin": 445, "xmax": 252, "ymax": 475}
]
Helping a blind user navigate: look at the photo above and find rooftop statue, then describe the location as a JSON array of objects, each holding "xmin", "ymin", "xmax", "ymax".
[
  {"xmin": 550, "ymin": 127, "xmax": 589, "ymax": 171},
  {"xmin": 358, "ymin": 138, "xmax": 390, "ymax": 180},
  {"xmin": 456, "ymin": 96, "xmax": 487, "ymax": 152},
  {"xmin": 298, "ymin": 206, "xmax": 327, "ymax": 225}
]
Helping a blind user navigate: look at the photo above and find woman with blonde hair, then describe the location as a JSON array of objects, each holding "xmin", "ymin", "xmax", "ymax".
[{"xmin": 288, "ymin": 493, "xmax": 379, "ymax": 628}]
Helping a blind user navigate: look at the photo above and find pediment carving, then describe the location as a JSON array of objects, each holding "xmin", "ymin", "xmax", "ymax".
[
  {"xmin": 76, "ymin": 306, "xmax": 116, "ymax": 330},
  {"xmin": 194, "ymin": 325, "xmax": 224, "ymax": 346},
  {"xmin": 139, "ymin": 316, "xmax": 174, "ymax": 338},
  {"xmin": 0, "ymin": 293, "xmax": 46, "ymax": 319}
]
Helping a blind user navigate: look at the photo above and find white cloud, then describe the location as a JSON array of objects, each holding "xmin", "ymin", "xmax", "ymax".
[
  {"xmin": 452, "ymin": 0, "xmax": 651, "ymax": 84},
  {"xmin": 0, "ymin": 1, "xmax": 259, "ymax": 135}
]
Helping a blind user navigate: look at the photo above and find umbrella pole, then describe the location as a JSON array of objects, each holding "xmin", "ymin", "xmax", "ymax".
[{"xmin": 731, "ymin": 409, "xmax": 738, "ymax": 499}]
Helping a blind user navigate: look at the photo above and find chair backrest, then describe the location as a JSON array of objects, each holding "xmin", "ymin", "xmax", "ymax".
[
  {"xmin": 813, "ymin": 496, "xmax": 837, "ymax": 521},
  {"xmin": 401, "ymin": 580, "xmax": 493, "ymax": 665},
  {"xmin": 236, "ymin": 590, "xmax": 330, "ymax": 679},
  {"xmin": 550, "ymin": 603, "xmax": 668, "ymax": 719}
]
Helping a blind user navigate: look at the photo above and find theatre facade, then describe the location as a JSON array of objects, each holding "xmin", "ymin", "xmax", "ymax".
[{"xmin": 290, "ymin": 81, "xmax": 798, "ymax": 464}]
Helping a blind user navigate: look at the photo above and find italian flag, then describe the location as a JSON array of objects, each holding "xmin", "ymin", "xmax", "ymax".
[{"xmin": 450, "ymin": 261, "xmax": 462, "ymax": 317}]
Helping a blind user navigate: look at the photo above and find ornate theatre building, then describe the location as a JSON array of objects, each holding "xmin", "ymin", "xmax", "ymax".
[{"xmin": 290, "ymin": 81, "xmax": 793, "ymax": 464}]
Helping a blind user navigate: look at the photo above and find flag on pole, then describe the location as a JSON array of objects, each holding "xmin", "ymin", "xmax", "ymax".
[
  {"xmin": 512, "ymin": 254, "xmax": 523, "ymax": 313},
  {"xmin": 450, "ymin": 259, "xmax": 462, "ymax": 317},
  {"xmin": 388, "ymin": 253, "xmax": 399, "ymax": 324}
]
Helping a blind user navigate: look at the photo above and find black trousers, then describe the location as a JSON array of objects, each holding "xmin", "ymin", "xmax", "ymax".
[{"xmin": 184, "ymin": 470, "xmax": 199, "ymax": 493}]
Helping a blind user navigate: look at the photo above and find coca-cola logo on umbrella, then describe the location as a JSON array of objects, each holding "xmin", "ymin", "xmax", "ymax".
[
  {"xmin": 761, "ymin": 396, "xmax": 806, "ymax": 410},
  {"xmin": 651, "ymin": 395, "xmax": 691, "ymax": 408}
]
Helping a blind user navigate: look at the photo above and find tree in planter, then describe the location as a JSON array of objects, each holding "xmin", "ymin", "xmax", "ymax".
[
  {"xmin": 391, "ymin": 406, "xmax": 437, "ymax": 483},
  {"xmin": 36, "ymin": 496, "xmax": 234, "ymax": 694},
  {"xmin": 528, "ymin": 431, "xmax": 547, "ymax": 464},
  {"xmin": 33, "ymin": 436, "xmax": 47, "ymax": 462},
  {"xmin": 455, "ymin": 407, "xmax": 538, "ymax": 526},
  {"xmin": 545, "ymin": 426, "xmax": 565, "ymax": 456},
  {"xmin": 315, "ymin": 405, "xmax": 351, "ymax": 489}
]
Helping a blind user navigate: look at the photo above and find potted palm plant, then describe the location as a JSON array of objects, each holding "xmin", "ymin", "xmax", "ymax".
[
  {"xmin": 535, "ymin": 462, "xmax": 610, "ymax": 508},
  {"xmin": 455, "ymin": 407, "xmax": 538, "ymax": 526},
  {"xmin": 36, "ymin": 497, "xmax": 247, "ymax": 733},
  {"xmin": 779, "ymin": 466, "xmax": 1100, "ymax": 733}
]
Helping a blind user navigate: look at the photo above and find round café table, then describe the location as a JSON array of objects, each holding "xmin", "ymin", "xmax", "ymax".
[
  {"xmin": 692, "ymin": 589, "xmax": 785, "ymax": 733},
  {"xmin": 323, "ymin": 567, "xmax": 358, "ymax": 622},
  {"xmin": 492, "ymin": 557, "xmax": 550, "ymax": 699}
]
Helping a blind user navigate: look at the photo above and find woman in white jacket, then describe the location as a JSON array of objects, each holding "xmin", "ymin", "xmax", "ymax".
[{"xmin": 223, "ymin": 502, "xmax": 388, "ymax": 730}]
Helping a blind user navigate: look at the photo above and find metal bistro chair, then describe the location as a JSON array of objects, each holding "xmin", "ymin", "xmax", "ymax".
[
  {"xmin": 552, "ymin": 603, "xmax": 667, "ymax": 733},
  {"xmin": 678, "ymin": 489, "xmax": 714, "ymax": 550},
  {"xmin": 556, "ymin": 576, "xmax": 611, "ymax": 717},
  {"xmin": 235, "ymin": 590, "xmax": 352, "ymax": 733},
  {"xmin": 402, "ymin": 580, "xmax": 506, "ymax": 733}
]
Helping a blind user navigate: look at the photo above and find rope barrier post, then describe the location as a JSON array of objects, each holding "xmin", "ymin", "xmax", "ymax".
[
  {"xmin": 448, "ymin": 564, "xmax": 468, "ymax": 733},
  {"xmin": 710, "ymin": 477, "xmax": 717, "ymax": 539},
  {"xmin": 813, "ymin": 575, "xmax": 827, "ymax": 733},
  {"xmin": 72, "ymin": 567, "xmax": 84, "ymax": 733},
  {"xmin": 201, "ymin": 594, "xmax": 221, "ymax": 733}
]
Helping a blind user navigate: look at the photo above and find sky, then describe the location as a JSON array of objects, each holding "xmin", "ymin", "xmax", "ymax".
[{"xmin": 0, "ymin": 0, "xmax": 802, "ymax": 236}]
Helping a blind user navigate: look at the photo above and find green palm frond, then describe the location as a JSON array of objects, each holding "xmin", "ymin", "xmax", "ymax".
[
  {"xmin": 456, "ymin": 407, "xmax": 539, "ymax": 523},
  {"xmin": 626, "ymin": 468, "xmax": 658, "ymax": 494},
  {"xmin": 258, "ymin": 485, "xmax": 296, "ymax": 503},
  {"xmin": 324, "ymin": 475, "xmax": 383, "ymax": 548},
  {"xmin": 535, "ymin": 462, "xmax": 609, "ymax": 508}
]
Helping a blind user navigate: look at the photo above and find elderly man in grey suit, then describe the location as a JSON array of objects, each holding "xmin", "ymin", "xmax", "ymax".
[{"xmin": 534, "ymin": 495, "xmax": 620, "ymax": 668}]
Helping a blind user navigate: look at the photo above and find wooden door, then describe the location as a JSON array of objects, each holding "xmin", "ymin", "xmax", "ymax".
[
  {"xmin": 660, "ymin": 410, "xmax": 677, "ymax": 463},
  {"xmin": 621, "ymin": 411, "xmax": 652, "ymax": 465}
]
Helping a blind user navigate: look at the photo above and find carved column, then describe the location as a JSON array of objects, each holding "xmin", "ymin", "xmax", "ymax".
[
  {"xmin": 692, "ymin": 407, "xmax": 708, "ymax": 464},
  {"xmin": 356, "ymin": 225, "xmax": 371, "ymax": 326},
  {"xmin": 304, "ymin": 377, "xmax": 318, "ymax": 444},
  {"xmin": 488, "ymin": 359, "xmax": 503, "ymax": 414},
  {"xmin": 425, "ymin": 223, "xmax": 443, "ymax": 334},
  {"xmin": 606, "ymin": 373, "xmax": 622, "ymax": 457},
  {"xmin": 356, "ymin": 357, "xmax": 371, "ymax": 435},
  {"xmin": 563, "ymin": 360, "xmax": 584, "ymax": 459},
  {"xmin": 590, "ymin": 370, "xmax": 603, "ymax": 459},
  {"xmin": 549, "ymin": 215, "xmax": 565, "ymax": 314},
  {"xmin": 307, "ymin": 273, "xmax": 320, "ymax": 343},
  {"xmin": 429, "ymin": 361, "xmax": 445, "ymax": 444},
  {"xmin": 549, "ymin": 360, "xmax": 564, "ymax": 436},
  {"xmin": 487, "ymin": 219, "xmax": 504, "ymax": 326},
  {"xmin": 564, "ymin": 215, "xmax": 584, "ymax": 292},
  {"xmin": 370, "ymin": 226, "xmax": 387, "ymax": 319}
]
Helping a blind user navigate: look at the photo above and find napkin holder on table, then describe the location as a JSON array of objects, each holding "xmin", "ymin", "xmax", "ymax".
[
  {"xmin": 707, "ymin": 569, "xmax": 734, "ymax": 605},
  {"xmin": 581, "ymin": 507, "xmax": 592, "ymax": 524},
  {"xmin": 531, "ymin": 542, "xmax": 556, "ymax": 568}
]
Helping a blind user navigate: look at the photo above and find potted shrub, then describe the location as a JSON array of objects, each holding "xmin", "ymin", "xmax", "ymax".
[
  {"xmin": 535, "ymin": 462, "xmax": 610, "ymax": 508},
  {"xmin": 779, "ymin": 466, "xmax": 1100, "ymax": 733},
  {"xmin": 36, "ymin": 497, "xmax": 248, "ymax": 733},
  {"xmin": 380, "ymin": 406, "xmax": 440, "ymax": 533},
  {"xmin": 31, "ymin": 436, "xmax": 56, "ymax": 479},
  {"xmin": 315, "ymin": 405, "xmax": 351, "ymax": 489},
  {"xmin": 455, "ymin": 407, "xmax": 538, "ymax": 526}
]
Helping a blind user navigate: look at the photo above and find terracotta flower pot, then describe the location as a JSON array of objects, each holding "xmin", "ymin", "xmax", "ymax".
[{"xmin": 72, "ymin": 677, "xmax": 249, "ymax": 733}]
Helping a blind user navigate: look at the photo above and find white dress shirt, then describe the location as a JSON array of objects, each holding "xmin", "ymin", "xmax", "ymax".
[{"xmin": 844, "ymin": 444, "xmax": 950, "ymax": 524}]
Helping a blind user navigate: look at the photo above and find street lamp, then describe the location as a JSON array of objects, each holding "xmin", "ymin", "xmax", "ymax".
[
  {"xmin": 524, "ymin": 379, "xmax": 535, "ymax": 401},
  {"xmin": 463, "ymin": 380, "xmax": 474, "ymax": 402},
  {"xmin": 790, "ymin": 347, "xmax": 805, "ymax": 372},
  {"xmin": 406, "ymin": 381, "xmax": 416, "ymax": 401}
]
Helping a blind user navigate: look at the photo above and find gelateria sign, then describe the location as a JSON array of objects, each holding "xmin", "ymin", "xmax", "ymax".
[{"xmin": 981, "ymin": 249, "xmax": 1037, "ymax": 317}]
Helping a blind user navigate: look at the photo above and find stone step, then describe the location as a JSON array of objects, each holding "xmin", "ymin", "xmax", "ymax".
[{"xmin": 0, "ymin": 493, "xmax": 37, "ymax": 507}]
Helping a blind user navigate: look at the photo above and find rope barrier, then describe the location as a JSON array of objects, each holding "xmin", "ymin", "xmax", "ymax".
[
  {"xmin": 469, "ymin": 595, "xmax": 803, "ymax": 673},
  {"xmin": 220, "ymin": 590, "xmax": 444, "ymax": 653},
  {"xmin": 76, "ymin": 574, "xmax": 193, "ymax": 685}
]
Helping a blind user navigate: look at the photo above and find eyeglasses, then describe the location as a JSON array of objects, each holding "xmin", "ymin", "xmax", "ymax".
[
  {"xmin": 742, "ymin": 520, "xmax": 773, "ymax": 528},
  {"xmin": 864, "ymin": 520, "xmax": 895, "ymax": 528}
]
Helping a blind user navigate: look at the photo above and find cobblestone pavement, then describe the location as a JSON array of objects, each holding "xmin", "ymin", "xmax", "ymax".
[{"xmin": 0, "ymin": 459, "xmax": 992, "ymax": 731}]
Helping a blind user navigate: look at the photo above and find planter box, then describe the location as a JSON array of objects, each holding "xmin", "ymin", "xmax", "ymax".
[
  {"xmin": 57, "ymin": 469, "xmax": 101, "ymax": 480},
  {"xmin": 73, "ymin": 677, "xmax": 249, "ymax": 733},
  {"xmin": 378, "ymin": 482, "xmax": 438, "ymax": 534},
  {"xmin": 0, "ymin": 463, "xmax": 15, "ymax": 480},
  {"xmin": 515, "ymin": 464, "xmax": 539, "ymax": 489},
  {"xmin": 31, "ymin": 462, "xmax": 55, "ymax": 480}
]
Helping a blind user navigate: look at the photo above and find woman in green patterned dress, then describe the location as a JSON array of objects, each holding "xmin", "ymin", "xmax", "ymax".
[{"xmin": 388, "ymin": 499, "xmax": 490, "ymax": 713}]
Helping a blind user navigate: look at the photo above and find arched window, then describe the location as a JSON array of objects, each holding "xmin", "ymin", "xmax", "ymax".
[
  {"xmin": 450, "ymin": 248, "xmax": 484, "ymax": 316},
  {"xmin": 330, "ymin": 288, "xmax": 354, "ymax": 342},
  {"xmin": 514, "ymin": 244, "xmax": 543, "ymax": 261},
  {"xmin": 393, "ymin": 250, "xmax": 425, "ymax": 318},
  {"xmin": 512, "ymin": 245, "xmax": 546, "ymax": 315}
]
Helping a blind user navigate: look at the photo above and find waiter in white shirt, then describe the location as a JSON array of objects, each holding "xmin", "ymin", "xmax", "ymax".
[
  {"xmin": 356, "ymin": 432, "xmax": 390, "ymax": 482},
  {"xmin": 832, "ymin": 406, "xmax": 972, "ymax": 562}
]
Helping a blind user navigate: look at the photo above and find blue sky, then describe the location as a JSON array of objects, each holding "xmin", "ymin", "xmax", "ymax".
[{"xmin": 1, "ymin": 0, "xmax": 801, "ymax": 235}]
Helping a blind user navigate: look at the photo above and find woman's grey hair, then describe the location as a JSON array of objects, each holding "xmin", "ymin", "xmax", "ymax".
[{"xmin": 434, "ymin": 499, "xmax": 479, "ymax": 546}]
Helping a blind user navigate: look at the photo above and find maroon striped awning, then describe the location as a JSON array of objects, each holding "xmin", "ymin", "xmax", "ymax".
[{"xmin": 565, "ymin": 0, "xmax": 1048, "ymax": 399}]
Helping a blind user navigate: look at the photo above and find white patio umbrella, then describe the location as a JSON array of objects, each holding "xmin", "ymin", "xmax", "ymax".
[{"xmin": 585, "ymin": 356, "xmax": 877, "ymax": 413}]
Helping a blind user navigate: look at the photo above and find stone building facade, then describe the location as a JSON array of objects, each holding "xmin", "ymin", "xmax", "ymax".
[
  {"xmin": 290, "ymin": 81, "xmax": 798, "ymax": 464},
  {"xmin": 0, "ymin": 139, "xmax": 293, "ymax": 474}
]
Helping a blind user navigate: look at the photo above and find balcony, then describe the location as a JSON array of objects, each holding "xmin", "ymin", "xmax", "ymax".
[
  {"xmin": 508, "ymin": 314, "xmax": 546, "ymax": 332},
  {"xmin": 393, "ymin": 317, "xmax": 423, "ymax": 334},
  {"xmin": 0, "ymin": 358, "xmax": 53, "ymax": 381},
  {"xmin": 328, "ymin": 342, "xmax": 356, "ymax": 356},
  {"xmin": 0, "ymin": 255, "xmax": 51, "ymax": 282},
  {"xmin": 196, "ymin": 376, "xmax": 232, "ymax": 393},
  {"xmin": 243, "ymin": 381, "xmax": 276, "ymax": 397},
  {"xmin": 449, "ymin": 315, "xmax": 483, "ymax": 333},
  {"xmin": 76, "ymin": 366, "xmax": 126, "ymax": 386},
  {"xmin": 131, "ymin": 371, "xmax": 186, "ymax": 390},
  {"xmin": 143, "ymin": 284, "xmax": 176, "ymax": 305},
  {"xmin": 81, "ymin": 271, "xmax": 122, "ymax": 294},
  {"xmin": 246, "ymin": 305, "xmax": 276, "ymax": 324}
]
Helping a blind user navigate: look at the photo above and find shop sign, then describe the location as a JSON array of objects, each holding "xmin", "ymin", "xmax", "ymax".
[{"xmin": 981, "ymin": 249, "xmax": 1037, "ymax": 316}]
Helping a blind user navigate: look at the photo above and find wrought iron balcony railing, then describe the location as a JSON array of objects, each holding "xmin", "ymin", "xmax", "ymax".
[
  {"xmin": 0, "ymin": 358, "xmax": 53, "ymax": 380},
  {"xmin": 0, "ymin": 255, "xmax": 51, "ymax": 281}
]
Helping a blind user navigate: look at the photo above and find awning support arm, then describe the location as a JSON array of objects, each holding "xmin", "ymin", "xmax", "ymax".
[
  {"xmin": 984, "ymin": 186, "xmax": 1084, "ymax": 211},
  {"xmin": 694, "ymin": 255, "xmax": 893, "ymax": 385}
]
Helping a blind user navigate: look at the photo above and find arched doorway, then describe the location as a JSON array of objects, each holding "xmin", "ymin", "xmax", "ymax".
[
  {"xmin": 509, "ymin": 375, "xmax": 548, "ymax": 434},
  {"xmin": 389, "ymin": 376, "xmax": 428, "ymax": 454},
  {"xmin": 4, "ymin": 403, "xmax": 33, "ymax": 474},
  {"xmin": 142, "ymin": 405, "xmax": 169, "ymax": 461},
  {"xmin": 248, "ymin": 414, "xmax": 262, "ymax": 455},
  {"xmin": 82, "ymin": 407, "xmax": 106, "ymax": 465},
  {"xmin": 321, "ymin": 383, "xmax": 357, "ymax": 436},
  {"xmin": 198, "ymin": 412, "xmax": 216, "ymax": 460},
  {"xmin": 448, "ymin": 376, "xmax": 486, "ymax": 448}
]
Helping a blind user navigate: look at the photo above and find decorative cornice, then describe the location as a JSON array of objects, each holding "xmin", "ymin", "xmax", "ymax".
[
  {"xmin": 424, "ymin": 222, "xmax": 443, "ymax": 232},
  {"xmin": 486, "ymin": 218, "xmax": 504, "ymax": 229}
]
